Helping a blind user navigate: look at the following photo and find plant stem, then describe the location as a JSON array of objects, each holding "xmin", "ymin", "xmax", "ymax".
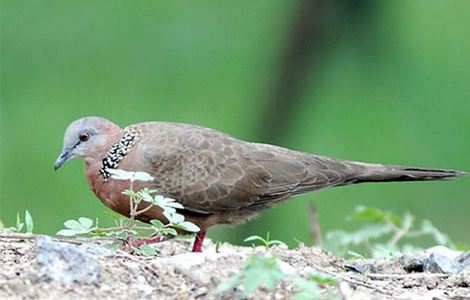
[
  {"xmin": 128, "ymin": 180, "xmax": 136, "ymax": 227},
  {"xmin": 135, "ymin": 203, "xmax": 154, "ymax": 215},
  {"xmin": 94, "ymin": 226, "xmax": 153, "ymax": 233}
]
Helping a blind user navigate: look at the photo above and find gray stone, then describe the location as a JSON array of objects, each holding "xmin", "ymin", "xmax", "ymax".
[
  {"xmin": 401, "ymin": 252, "xmax": 464, "ymax": 274},
  {"xmin": 79, "ymin": 242, "xmax": 112, "ymax": 257},
  {"xmin": 424, "ymin": 253, "xmax": 462, "ymax": 274},
  {"xmin": 456, "ymin": 251, "xmax": 470, "ymax": 269},
  {"xmin": 34, "ymin": 236, "xmax": 101, "ymax": 285}
]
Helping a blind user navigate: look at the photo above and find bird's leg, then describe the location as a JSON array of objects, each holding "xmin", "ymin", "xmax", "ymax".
[{"xmin": 191, "ymin": 230, "xmax": 207, "ymax": 252}]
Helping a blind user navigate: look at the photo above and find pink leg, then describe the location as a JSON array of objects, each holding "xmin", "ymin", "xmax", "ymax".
[{"xmin": 191, "ymin": 230, "xmax": 207, "ymax": 252}]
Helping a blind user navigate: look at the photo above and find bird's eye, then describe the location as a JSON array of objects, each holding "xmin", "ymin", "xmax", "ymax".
[{"xmin": 79, "ymin": 133, "xmax": 90, "ymax": 142}]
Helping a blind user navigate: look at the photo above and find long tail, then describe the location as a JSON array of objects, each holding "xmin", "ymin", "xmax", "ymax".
[{"xmin": 347, "ymin": 161, "xmax": 468, "ymax": 184}]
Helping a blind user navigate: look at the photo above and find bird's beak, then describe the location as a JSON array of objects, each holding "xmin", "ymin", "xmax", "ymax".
[{"xmin": 54, "ymin": 149, "xmax": 72, "ymax": 170}]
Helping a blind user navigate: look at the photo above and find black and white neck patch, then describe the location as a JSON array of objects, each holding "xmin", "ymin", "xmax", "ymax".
[{"xmin": 99, "ymin": 128, "xmax": 140, "ymax": 181}]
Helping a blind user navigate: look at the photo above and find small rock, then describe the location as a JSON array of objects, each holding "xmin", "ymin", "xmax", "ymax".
[
  {"xmin": 164, "ymin": 252, "xmax": 208, "ymax": 270},
  {"xmin": 401, "ymin": 255, "xmax": 425, "ymax": 273},
  {"xmin": 401, "ymin": 252, "xmax": 463, "ymax": 274},
  {"xmin": 79, "ymin": 242, "xmax": 112, "ymax": 256},
  {"xmin": 344, "ymin": 264, "xmax": 365, "ymax": 274},
  {"xmin": 426, "ymin": 246, "xmax": 462, "ymax": 260},
  {"xmin": 424, "ymin": 253, "xmax": 462, "ymax": 274},
  {"xmin": 456, "ymin": 251, "xmax": 470, "ymax": 269},
  {"xmin": 33, "ymin": 236, "xmax": 101, "ymax": 285}
]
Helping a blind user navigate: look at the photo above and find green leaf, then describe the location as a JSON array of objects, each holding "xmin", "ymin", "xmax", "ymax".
[
  {"xmin": 150, "ymin": 219, "xmax": 165, "ymax": 230},
  {"xmin": 78, "ymin": 217, "xmax": 93, "ymax": 229},
  {"xmin": 176, "ymin": 221, "xmax": 200, "ymax": 233},
  {"xmin": 61, "ymin": 217, "xmax": 94, "ymax": 235},
  {"xmin": 346, "ymin": 251, "xmax": 365, "ymax": 259},
  {"xmin": 64, "ymin": 219, "xmax": 82, "ymax": 231},
  {"xmin": 291, "ymin": 277, "xmax": 321, "ymax": 300},
  {"xmin": 168, "ymin": 213, "xmax": 185, "ymax": 224},
  {"xmin": 16, "ymin": 212, "xmax": 24, "ymax": 232},
  {"xmin": 152, "ymin": 195, "xmax": 184, "ymax": 211},
  {"xmin": 267, "ymin": 240, "xmax": 287, "ymax": 248},
  {"xmin": 56, "ymin": 229, "xmax": 78, "ymax": 236},
  {"xmin": 352, "ymin": 206, "xmax": 402, "ymax": 227},
  {"xmin": 161, "ymin": 227, "xmax": 178, "ymax": 236},
  {"xmin": 163, "ymin": 210, "xmax": 175, "ymax": 223},
  {"xmin": 137, "ymin": 244, "xmax": 157, "ymax": 256},
  {"xmin": 139, "ymin": 192, "xmax": 154, "ymax": 202},
  {"xmin": 240, "ymin": 255, "xmax": 283, "ymax": 295},
  {"xmin": 244, "ymin": 235, "xmax": 264, "ymax": 243},
  {"xmin": 122, "ymin": 189, "xmax": 135, "ymax": 197},
  {"xmin": 24, "ymin": 210, "xmax": 34, "ymax": 233}
]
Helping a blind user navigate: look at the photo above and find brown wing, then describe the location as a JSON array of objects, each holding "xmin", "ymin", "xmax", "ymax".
[{"xmin": 137, "ymin": 122, "xmax": 351, "ymax": 213}]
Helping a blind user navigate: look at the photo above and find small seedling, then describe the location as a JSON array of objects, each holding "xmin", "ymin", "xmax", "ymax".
[
  {"xmin": 325, "ymin": 206, "xmax": 457, "ymax": 258},
  {"xmin": 216, "ymin": 254, "xmax": 284, "ymax": 296},
  {"xmin": 290, "ymin": 272, "xmax": 338, "ymax": 300},
  {"xmin": 2, "ymin": 210, "xmax": 34, "ymax": 234},
  {"xmin": 56, "ymin": 217, "xmax": 95, "ymax": 236},
  {"xmin": 56, "ymin": 169, "xmax": 200, "ymax": 252},
  {"xmin": 244, "ymin": 232, "xmax": 287, "ymax": 249},
  {"xmin": 216, "ymin": 254, "xmax": 338, "ymax": 299}
]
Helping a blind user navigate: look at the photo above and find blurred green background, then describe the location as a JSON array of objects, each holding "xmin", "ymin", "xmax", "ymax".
[{"xmin": 1, "ymin": 0, "xmax": 469, "ymax": 247}]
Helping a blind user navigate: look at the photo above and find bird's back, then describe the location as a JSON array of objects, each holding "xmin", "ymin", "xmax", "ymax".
[{"xmin": 121, "ymin": 122, "xmax": 360, "ymax": 214}]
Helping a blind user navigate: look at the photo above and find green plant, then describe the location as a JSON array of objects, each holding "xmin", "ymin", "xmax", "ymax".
[
  {"xmin": 216, "ymin": 254, "xmax": 284, "ymax": 296},
  {"xmin": 56, "ymin": 169, "xmax": 200, "ymax": 253},
  {"xmin": 2, "ymin": 210, "xmax": 34, "ymax": 234},
  {"xmin": 216, "ymin": 254, "xmax": 338, "ymax": 299},
  {"xmin": 244, "ymin": 232, "xmax": 287, "ymax": 249},
  {"xmin": 325, "ymin": 206, "xmax": 456, "ymax": 258},
  {"xmin": 291, "ymin": 272, "xmax": 338, "ymax": 300}
]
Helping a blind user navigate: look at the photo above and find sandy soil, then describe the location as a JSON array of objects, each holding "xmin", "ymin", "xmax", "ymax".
[{"xmin": 0, "ymin": 234, "xmax": 469, "ymax": 299}]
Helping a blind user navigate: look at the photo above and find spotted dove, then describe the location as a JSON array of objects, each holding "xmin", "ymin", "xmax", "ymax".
[{"xmin": 54, "ymin": 117, "xmax": 468, "ymax": 252}]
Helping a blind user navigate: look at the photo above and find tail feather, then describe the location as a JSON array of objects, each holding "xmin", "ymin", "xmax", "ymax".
[{"xmin": 348, "ymin": 162, "xmax": 469, "ymax": 184}]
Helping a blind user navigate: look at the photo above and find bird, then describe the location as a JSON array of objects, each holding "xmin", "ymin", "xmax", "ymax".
[{"xmin": 54, "ymin": 116, "xmax": 467, "ymax": 252}]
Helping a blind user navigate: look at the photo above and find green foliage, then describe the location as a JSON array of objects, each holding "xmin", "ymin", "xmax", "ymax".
[
  {"xmin": 56, "ymin": 170, "xmax": 199, "ymax": 251},
  {"xmin": 2, "ymin": 210, "xmax": 34, "ymax": 234},
  {"xmin": 1, "ymin": 0, "xmax": 470, "ymax": 250},
  {"xmin": 135, "ymin": 244, "xmax": 158, "ymax": 256},
  {"xmin": 325, "ymin": 206, "xmax": 456, "ymax": 258},
  {"xmin": 244, "ymin": 232, "xmax": 287, "ymax": 249},
  {"xmin": 291, "ymin": 271, "xmax": 339, "ymax": 300},
  {"xmin": 56, "ymin": 217, "xmax": 95, "ymax": 236},
  {"xmin": 149, "ymin": 220, "xmax": 177, "ymax": 236},
  {"xmin": 216, "ymin": 254, "xmax": 284, "ymax": 296},
  {"xmin": 24, "ymin": 210, "xmax": 34, "ymax": 234},
  {"xmin": 216, "ymin": 254, "xmax": 338, "ymax": 299}
]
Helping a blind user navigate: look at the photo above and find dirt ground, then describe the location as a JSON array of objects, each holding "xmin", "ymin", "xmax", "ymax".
[{"xmin": 0, "ymin": 233, "xmax": 469, "ymax": 300}]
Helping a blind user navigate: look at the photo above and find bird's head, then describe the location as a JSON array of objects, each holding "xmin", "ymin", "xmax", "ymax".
[{"xmin": 54, "ymin": 116, "xmax": 122, "ymax": 170}]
